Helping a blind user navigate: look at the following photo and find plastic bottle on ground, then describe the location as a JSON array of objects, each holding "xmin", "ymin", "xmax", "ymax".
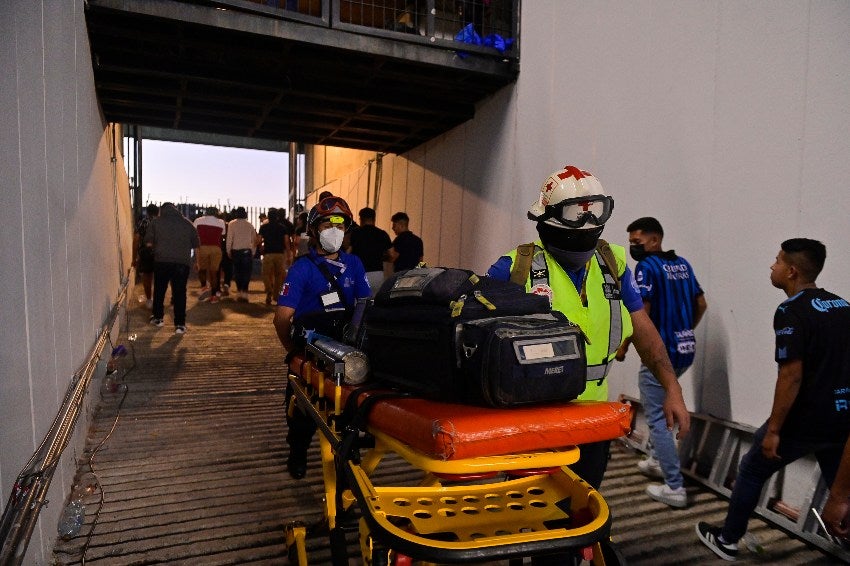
[{"xmin": 57, "ymin": 498, "xmax": 85, "ymax": 539}]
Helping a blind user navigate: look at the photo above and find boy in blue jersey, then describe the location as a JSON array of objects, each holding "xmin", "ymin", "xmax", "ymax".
[
  {"xmin": 273, "ymin": 196, "xmax": 371, "ymax": 479},
  {"xmin": 697, "ymin": 238, "xmax": 850, "ymax": 561},
  {"xmin": 616, "ymin": 217, "xmax": 707, "ymax": 508}
]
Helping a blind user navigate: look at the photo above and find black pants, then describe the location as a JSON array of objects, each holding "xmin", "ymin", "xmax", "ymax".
[
  {"xmin": 152, "ymin": 262, "xmax": 189, "ymax": 325},
  {"xmin": 231, "ymin": 249, "xmax": 253, "ymax": 292},
  {"xmin": 219, "ymin": 245, "xmax": 233, "ymax": 287},
  {"xmin": 569, "ymin": 440, "xmax": 611, "ymax": 491},
  {"xmin": 284, "ymin": 380, "xmax": 318, "ymax": 454}
]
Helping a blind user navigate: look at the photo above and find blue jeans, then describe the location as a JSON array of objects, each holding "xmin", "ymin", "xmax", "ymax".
[
  {"xmin": 639, "ymin": 365, "xmax": 688, "ymax": 489},
  {"xmin": 720, "ymin": 422, "xmax": 844, "ymax": 543},
  {"xmin": 152, "ymin": 262, "xmax": 190, "ymax": 326},
  {"xmin": 231, "ymin": 249, "xmax": 253, "ymax": 292}
]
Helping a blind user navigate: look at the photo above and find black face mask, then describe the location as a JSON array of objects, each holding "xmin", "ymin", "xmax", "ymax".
[
  {"xmin": 630, "ymin": 244, "xmax": 649, "ymax": 262},
  {"xmin": 537, "ymin": 222, "xmax": 604, "ymax": 252}
]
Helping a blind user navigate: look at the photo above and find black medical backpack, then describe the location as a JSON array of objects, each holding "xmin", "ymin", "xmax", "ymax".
[{"xmin": 363, "ymin": 267, "xmax": 587, "ymax": 406}]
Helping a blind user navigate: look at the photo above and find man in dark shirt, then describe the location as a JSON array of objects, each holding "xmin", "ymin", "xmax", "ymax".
[
  {"xmin": 133, "ymin": 203, "xmax": 159, "ymax": 309},
  {"xmin": 697, "ymin": 238, "xmax": 850, "ymax": 561},
  {"xmin": 350, "ymin": 207, "xmax": 392, "ymax": 293},
  {"xmin": 387, "ymin": 211, "xmax": 423, "ymax": 272},
  {"xmin": 144, "ymin": 202, "xmax": 200, "ymax": 334},
  {"xmin": 259, "ymin": 208, "xmax": 294, "ymax": 305}
]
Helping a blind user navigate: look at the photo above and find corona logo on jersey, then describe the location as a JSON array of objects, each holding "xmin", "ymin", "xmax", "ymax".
[{"xmin": 811, "ymin": 297, "xmax": 850, "ymax": 312}]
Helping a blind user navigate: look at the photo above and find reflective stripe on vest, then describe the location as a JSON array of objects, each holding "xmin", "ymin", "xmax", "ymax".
[
  {"xmin": 590, "ymin": 248, "xmax": 622, "ymax": 382},
  {"xmin": 528, "ymin": 244, "xmax": 623, "ymax": 382}
]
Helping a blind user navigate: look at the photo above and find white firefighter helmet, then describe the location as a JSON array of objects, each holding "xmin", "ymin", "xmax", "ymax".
[{"xmin": 527, "ymin": 165, "xmax": 614, "ymax": 228}]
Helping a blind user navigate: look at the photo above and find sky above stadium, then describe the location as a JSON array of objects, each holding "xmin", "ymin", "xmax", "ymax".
[{"xmin": 141, "ymin": 140, "xmax": 290, "ymax": 209}]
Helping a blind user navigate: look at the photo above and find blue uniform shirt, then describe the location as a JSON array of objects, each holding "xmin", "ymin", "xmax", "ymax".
[
  {"xmin": 634, "ymin": 252, "xmax": 703, "ymax": 368},
  {"xmin": 278, "ymin": 249, "xmax": 371, "ymax": 318}
]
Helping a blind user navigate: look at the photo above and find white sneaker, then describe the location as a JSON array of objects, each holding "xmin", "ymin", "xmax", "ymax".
[
  {"xmin": 175, "ymin": 325, "xmax": 186, "ymax": 335},
  {"xmin": 646, "ymin": 483, "xmax": 687, "ymax": 508},
  {"xmin": 637, "ymin": 456, "xmax": 664, "ymax": 479}
]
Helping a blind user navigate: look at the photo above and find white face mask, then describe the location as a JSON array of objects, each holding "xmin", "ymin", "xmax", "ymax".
[{"xmin": 319, "ymin": 227, "xmax": 345, "ymax": 253}]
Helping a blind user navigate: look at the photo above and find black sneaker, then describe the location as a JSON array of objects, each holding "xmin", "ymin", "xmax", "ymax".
[
  {"xmin": 149, "ymin": 316, "xmax": 164, "ymax": 327},
  {"xmin": 696, "ymin": 522, "xmax": 738, "ymax": 561}
]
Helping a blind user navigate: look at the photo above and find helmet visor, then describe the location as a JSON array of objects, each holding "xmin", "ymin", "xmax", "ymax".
[{"xmin": 545, "ymin": 195, "xmax": 614, "ymax": 228}]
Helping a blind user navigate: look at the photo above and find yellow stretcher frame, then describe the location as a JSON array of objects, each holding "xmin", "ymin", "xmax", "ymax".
[{"xmin": 284, "ymin": 345, "xmax": 623, "ymax": 565}]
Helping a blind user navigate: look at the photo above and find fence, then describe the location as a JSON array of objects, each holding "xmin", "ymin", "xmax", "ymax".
[{"xmin": 140, "ymin": 203, "xmax": 300, "ymax": 230}]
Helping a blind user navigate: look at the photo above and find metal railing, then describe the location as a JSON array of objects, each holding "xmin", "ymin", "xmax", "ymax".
[
  {"xmin": 207, "ymin": 0, "xmax": 519, "ymax": 59},
  {"xmin": 0, "ymin": 279, "xmax": 130, "ymax": 566}
]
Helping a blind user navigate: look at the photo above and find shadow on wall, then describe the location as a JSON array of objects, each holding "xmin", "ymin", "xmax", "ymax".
[{"xmin": 695, "ymin": 319, "xmax": 732, "ymax": 420}]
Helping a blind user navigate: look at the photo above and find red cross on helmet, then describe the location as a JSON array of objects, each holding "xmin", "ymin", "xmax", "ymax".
[{"xmin": 527, "ymin": 165, "xmax": 614, "ymax": 229}]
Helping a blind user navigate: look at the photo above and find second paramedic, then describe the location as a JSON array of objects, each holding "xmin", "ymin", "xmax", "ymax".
[
  {"xmin": 487, "ymin": 165, "xmax": 690, "ymax": 490},
  {"xmin": 273, "ymin": 196, "xmax": 371, "ymax": 479}
]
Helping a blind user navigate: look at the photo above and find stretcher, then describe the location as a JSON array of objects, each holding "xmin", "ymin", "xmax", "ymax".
[{"xmin": 284, "ymin": 339, "xmax": 632, "ymax": 565}]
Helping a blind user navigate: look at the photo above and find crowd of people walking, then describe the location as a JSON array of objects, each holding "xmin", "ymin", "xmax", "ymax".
[
  {"xmin": 133, "ymin": 197, "xmax": 422, "ymax": 332},
  {"xmin": 133, "ymin": 203, "xmax": 298, "ymax": 333}
]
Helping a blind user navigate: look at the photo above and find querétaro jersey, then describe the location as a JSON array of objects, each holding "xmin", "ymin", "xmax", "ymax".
[
  {"xmin": 774, "ymin": 288, "xmax": 850, "ymax": 442},
  {"xmin": 634, "ymin": 251, "xmax": 703, "ymax": 368}
]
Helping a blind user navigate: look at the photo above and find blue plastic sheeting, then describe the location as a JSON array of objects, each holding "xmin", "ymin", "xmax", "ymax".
[{"xmin": 454, "ymin": 23, "xmax": 514, "ymax": 58}]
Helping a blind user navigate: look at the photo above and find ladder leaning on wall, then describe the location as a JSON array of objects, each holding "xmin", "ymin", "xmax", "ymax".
[{"xmin": 620, "ymin": 395, "xmax": 850, "ymax": 562}]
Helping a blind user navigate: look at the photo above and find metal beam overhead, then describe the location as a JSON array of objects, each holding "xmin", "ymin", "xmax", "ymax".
[{"xmin": 85, "ymin": 0, "xmax": 519, "ymax": 154}]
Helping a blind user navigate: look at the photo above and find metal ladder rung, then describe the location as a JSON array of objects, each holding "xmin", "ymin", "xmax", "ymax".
[{"xmin": 620, "ymin": 395, "xmax": 849, "ymax": 561}]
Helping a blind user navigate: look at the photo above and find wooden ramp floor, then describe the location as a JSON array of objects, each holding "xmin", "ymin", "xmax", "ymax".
[{"xmin": 51, "ymin": 281, "xmax": 841, "ymax": 565}]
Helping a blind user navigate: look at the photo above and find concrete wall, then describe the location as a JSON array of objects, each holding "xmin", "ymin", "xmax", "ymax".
[
  {"xmin": 306, "ymin": 0, "xmax": 850, "ymax": 428},
  {"xmin": 0, "ymin": 2, "xmax": 133, "ymax": 564}
]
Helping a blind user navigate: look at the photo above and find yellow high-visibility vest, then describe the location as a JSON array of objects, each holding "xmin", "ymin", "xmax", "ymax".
[{"xmin": 505, "ymin": 241, "xmax": 633, "ymax": 401}]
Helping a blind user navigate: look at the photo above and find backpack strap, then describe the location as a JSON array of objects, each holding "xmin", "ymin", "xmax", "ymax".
[
  {"xmin": 312, "ymin": 257, "xmax": 353, "ymax": 310},
  {"xmin": 595, "ymin": 239, "xmax": 621, "ymax": 290},
  {"xmin": 510, "ymin": 243, "xmax": 536, "ymax": 286}
]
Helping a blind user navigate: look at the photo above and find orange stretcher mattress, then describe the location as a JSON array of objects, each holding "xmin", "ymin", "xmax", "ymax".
[
  {"xmin": 290, "ymin": 356, "xmax": 632, "ymax": 461},
  {"xmin": 365, "ymin": 397, "xmax": 632, "ymax": 461}
]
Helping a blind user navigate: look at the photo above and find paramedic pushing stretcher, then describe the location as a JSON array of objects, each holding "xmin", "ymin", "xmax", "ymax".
[
  {"xmin": 273, "ymin": 197, "xmax": 371, "ymax": 479},
  {"xmin": 488, "ymin": 165, "xmax": 690, "ymax": 489}
]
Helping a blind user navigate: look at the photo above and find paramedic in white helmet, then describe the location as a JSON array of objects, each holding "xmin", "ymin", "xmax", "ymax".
[{"xmin": 487, "ymin": 165, "xmax": 690, "ymax": 490}]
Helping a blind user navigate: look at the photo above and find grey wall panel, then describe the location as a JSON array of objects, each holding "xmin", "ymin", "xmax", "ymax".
[
  {"xmin": 17, "ymin": 4, "xmax": 55, "ymax": 559},
  {"xmin": 436, "ymin": 137, "xmax": 464, "ymax": 269},
  {"xmin": 799, "ymin": 1, "xmax": 850, "ymax": 290},
  {"xmin": 310, "ymin": 0, "xmax": 850, "ymax": 429},
  {"xmin": 458, "ymin": 86, "xmax": 516, "ymax": 272},
  {"xmin": 0, "ymin": 1, "xmax": 134, "ymax": 562},
  {"xmin": 420, "ymin": 147, "xmax": 445, "ymax": 268},
  {"xmin": 0, "ymin": 3, "xmax": 31, "ymax": 517}
]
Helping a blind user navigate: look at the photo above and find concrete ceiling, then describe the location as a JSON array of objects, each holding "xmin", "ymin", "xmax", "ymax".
[{"xmin": 85, "ymin": 0, "xmax": 519, "ymax": 154}]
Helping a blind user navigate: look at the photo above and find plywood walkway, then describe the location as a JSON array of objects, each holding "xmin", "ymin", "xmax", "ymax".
[{"xmin": 52, "ymin": 281, "xmax": 840, "ymax": 565}]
